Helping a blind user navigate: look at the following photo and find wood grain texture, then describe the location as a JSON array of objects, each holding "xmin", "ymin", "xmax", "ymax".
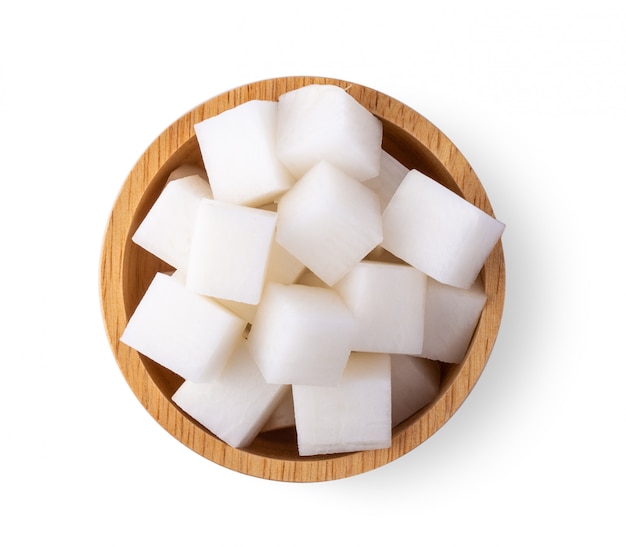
[{"xmin": 99, "ymin": 76, "xmax": 506, "ymax": 482}]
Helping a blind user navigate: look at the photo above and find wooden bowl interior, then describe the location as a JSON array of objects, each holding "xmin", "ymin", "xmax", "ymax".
[{"xmin": 102, "ymin": 76, "xmax": 505, "ymax": 479}]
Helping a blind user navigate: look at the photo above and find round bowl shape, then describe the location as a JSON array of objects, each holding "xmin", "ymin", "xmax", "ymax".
[{"xmin": 100, "ymin": 76, "xmax": 506, "ymax": 482}]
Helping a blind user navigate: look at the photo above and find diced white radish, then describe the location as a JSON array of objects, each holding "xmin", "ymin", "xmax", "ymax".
[
  {"xmin": 131, "ymin": 174, "xmax": 213, "ymax": 269},
  {"xmin": 390, "ymin": 355, "xmax": 441, "ymax": 427},
  {"xmin": 276, "ymin": 84, "xmax": 383, "ymax": 181},
  {"xmin": 276, "ymin": 160, "xmax": 383, "ymax": 286},
  {"xmin": 174, "ymin": 269, "xmax": 256, "ymax": 324},
  {"xmin": 172, "ymin": 340, "xmax": 288, "ymax": 448},
  {"xmin": 186, "ymin": 199, "xmax": 277, "ymax": 305},
  {"xmin": 122, "ymin": 84, "xmax": 507, "ymax": 456},
  {"xmin": 120, "ymin": 272, "xmax": 247, "ymax": 382},
  {"xmin": 166, "ymin": 163, "xmax": 208, "ymax": 183},
  {"xmin": 362, "ymin": 150, "xmax": 409, "ymax": 210},
  {"xmin": 214, "ymin": 297, "xmax": 257, "ymax": 324},
  {"xmin": 292, "ymin": 352, "xmax": 391, "ymax": 456},
  {"xmin": 381, "ymin": 169, "xmax": 505, "ymax": 289},
  {"xmin": 246, "ymin": 282, "xmax": 357, "ymax": 386},
  {"xmin": 191, "ymin": 240, "xmax": 304, "ymax": 325},
  {"xmin": 261, "ymin": 387, "xmax": 296, "ymax": 432},
  {"xmin": 333, "ymin": 260, "xmax": 427, "ymax": 355},
  {"xmin": 194, "ymin": 100, "xmax": 295, "ymax": 206},
  {"xmin": 215, "ymin": 241, "xmax": 306, "ymax": 324},
  {"xmin": 193, "ymin": 238, "xmax": 305, "ymax": 325},
  {"xmin": 265, "ymin": 239, "xmax": 306, "ymax": 285},
  {"xmin": 420, "ymin": 277, "xmax": 487, "ymax": 363}
]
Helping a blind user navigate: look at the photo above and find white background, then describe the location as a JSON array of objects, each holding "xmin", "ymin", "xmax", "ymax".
[{"xmin": 2, "ymin": 1, "xmax": 624, "ymax": 545}]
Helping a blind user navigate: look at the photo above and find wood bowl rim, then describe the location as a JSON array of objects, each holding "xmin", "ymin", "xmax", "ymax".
[{"xmin": 99, "ymin": 75, "xmax": 506, "ymax": 482}]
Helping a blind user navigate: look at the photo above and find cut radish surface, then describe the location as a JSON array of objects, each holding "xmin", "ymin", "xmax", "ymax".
[
  {"xmin": 276, "ymin": 84, "xmax": 383, "ymax": 181},
  {"xmin": 246, "ymin": 282, "xmax": 357, "ymax": 386},
  {"xmin": 186, "ymin": 199, "xmax": 277, "ymax": 305},
  {"xmin": 120, "ymin": 272, "xmax": 247, "ymax": 382},
  {"xmin": 211, "ymin": 241, "xmax": 306, "ymax": 325},
  {"xmin": 214, "ymin": 297, "xmax": 258, "ymax": 324},
  {"xmin": 131, "ymin": 175, "xmax": 213, "ymax": 270},
  {"xmin": 172, "ymin": 340, "xmax": 288, "ymax": 448},
  {"xmin": 292, "ymin": 352, "xmax": 391, "ymax": 456},
  {"xmin": 265, "ymin": 239, "xmax": 306, "ymax": 286},
  {"xmin": 334, "ymin": 260, "xmax": 428, "ymax": 354},
  {"xmin": 261, "ymin": 387, "xmax": 296, "ymax": 432},
  {"xmin": 195, "ymin": 100, "xmax": 295, "ymax": 206},
  {"xmin": 362, "ymin": 150, "xmax": 409, "ymax": 210},
  {"xmin": 421, "ymin": 278, "xmax": 487, "ymax": 363},
  {"xmin": 166, "ymin": 163, "xmax": 208, "ymax": 183},
  {"xmin": 171, "ymin": 252, "xmax": 256, "ymax": 332},
  {"xmin": 382, "ymin": 169, "xmax": 505, "ymax": 289},
  {"xmin": 390, "ymin": 355, "xmax": 441, "ymax": 427},
  {"xmin": 276, "ymin": 160, "xmax": 383, "ymax": 286}
]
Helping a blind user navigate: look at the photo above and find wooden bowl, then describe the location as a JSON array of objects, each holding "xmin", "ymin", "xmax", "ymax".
[{"xmin": 99, "ymin": 76, "xmax": 505, "ymax": 482}]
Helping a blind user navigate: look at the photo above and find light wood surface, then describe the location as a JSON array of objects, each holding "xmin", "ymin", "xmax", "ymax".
[{"xmin": 99, "ymin": 76, "xmax": 506, "ymax": 482}]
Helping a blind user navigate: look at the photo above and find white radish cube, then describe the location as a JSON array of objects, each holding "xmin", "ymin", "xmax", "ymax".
[
  {"xmin": 214, "ymin": 298, "xmax": 257, "ymax": 324},
  {"xmin": 246, "ymin": 282, "xmax": 357, "ymax": 386},
  {"xmin": 172, "ymin": 340, "xmax": 288, "ymax": 448},
  {"xmin": 276, "ymin": 160, "xmax": 383, "ymax": 286},
  {"xmin": 220, "ymin": 240, "xmax": 306, "ymax": 322},
  {"xmin": 174, "ymin": 269, "xmax": 257, "ymax": 324},
  {"xmin": 390, "ymin": 355, "xmax": 440, "ymax": 427},
  {"xmin": 166, "ymin": 163, "xmax": 208, "ymax": 183},
  {"xmin": 131, "ymin": 174, "xmax": 213, "ymax": 269},
  {"xmin": 261, "ymin": 387, "xmax": 296, "ymax": 432},
  {"xmin": 292, "ymin": 352, "xmax": 391, "ymax": 456},
  {"xmin": 381, "ymin": 169, "xmax": 505, "ymax": 289},
  {"xmin": 186, "ymin": 199, "xmax": 277, "ymax": 305},
  {"xmin": 421, "ymin": 278, "xmax": 487, "ymax": 363},
  {"xmin": 276, "ymin": 84, "xmax": 383, "ymax": 181},
  {"xmin": 120, "ymin": 272, "xmax": 247, "ymax": 382},
  {"xmin": 194, "ymin": 100, "xmax": 295, "ymax": 206},
  {"xmin": 265, "ymin": 239, "xmax": 306, "ymax": 285},
  {"xmin": 209, "ymin": 240, "xmax": 305, "ymax": 325},
  {"xmin": 334, "ymin": 260, "xmax": 427, "ymax": 354},
  {"xmin": 362, "ymin": 150, "xmax": 409, "ymax": 210}
]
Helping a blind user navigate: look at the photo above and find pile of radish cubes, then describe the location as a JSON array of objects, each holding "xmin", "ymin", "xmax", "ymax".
[{"xmin": 121, "ymin": 84, "xmax": 505, "ymax": 456}]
